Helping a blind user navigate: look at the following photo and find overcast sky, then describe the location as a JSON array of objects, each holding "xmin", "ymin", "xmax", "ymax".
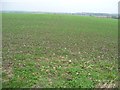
[{"xmin": 1, "ymin": 0, "xmax": 119, "ymax": 14}]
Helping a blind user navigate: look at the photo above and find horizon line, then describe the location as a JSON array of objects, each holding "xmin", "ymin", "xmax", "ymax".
[{"xmin": 1, "ymin": 10, "xmax": 118, "ymax": 14}]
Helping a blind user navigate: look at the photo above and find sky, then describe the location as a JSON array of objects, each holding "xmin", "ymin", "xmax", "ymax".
[{"xmin": 1, "ymin": 0, "xmax": 119, "ymax": 14}]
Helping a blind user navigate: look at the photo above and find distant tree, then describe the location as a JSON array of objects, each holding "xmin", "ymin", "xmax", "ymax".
[{"xmin": 112, "ymin": 16, "xmax": 118, "ymax": 19}]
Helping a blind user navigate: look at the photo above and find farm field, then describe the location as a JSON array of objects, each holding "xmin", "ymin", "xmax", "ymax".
[{"xmin": 2, "ymin": 13, "xmax": 118, "ymax": 88}]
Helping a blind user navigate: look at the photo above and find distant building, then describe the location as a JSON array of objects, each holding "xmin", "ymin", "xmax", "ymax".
[{"xmin": 95, "ymin": 16, "xmax": 112, "ymax": 18}]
